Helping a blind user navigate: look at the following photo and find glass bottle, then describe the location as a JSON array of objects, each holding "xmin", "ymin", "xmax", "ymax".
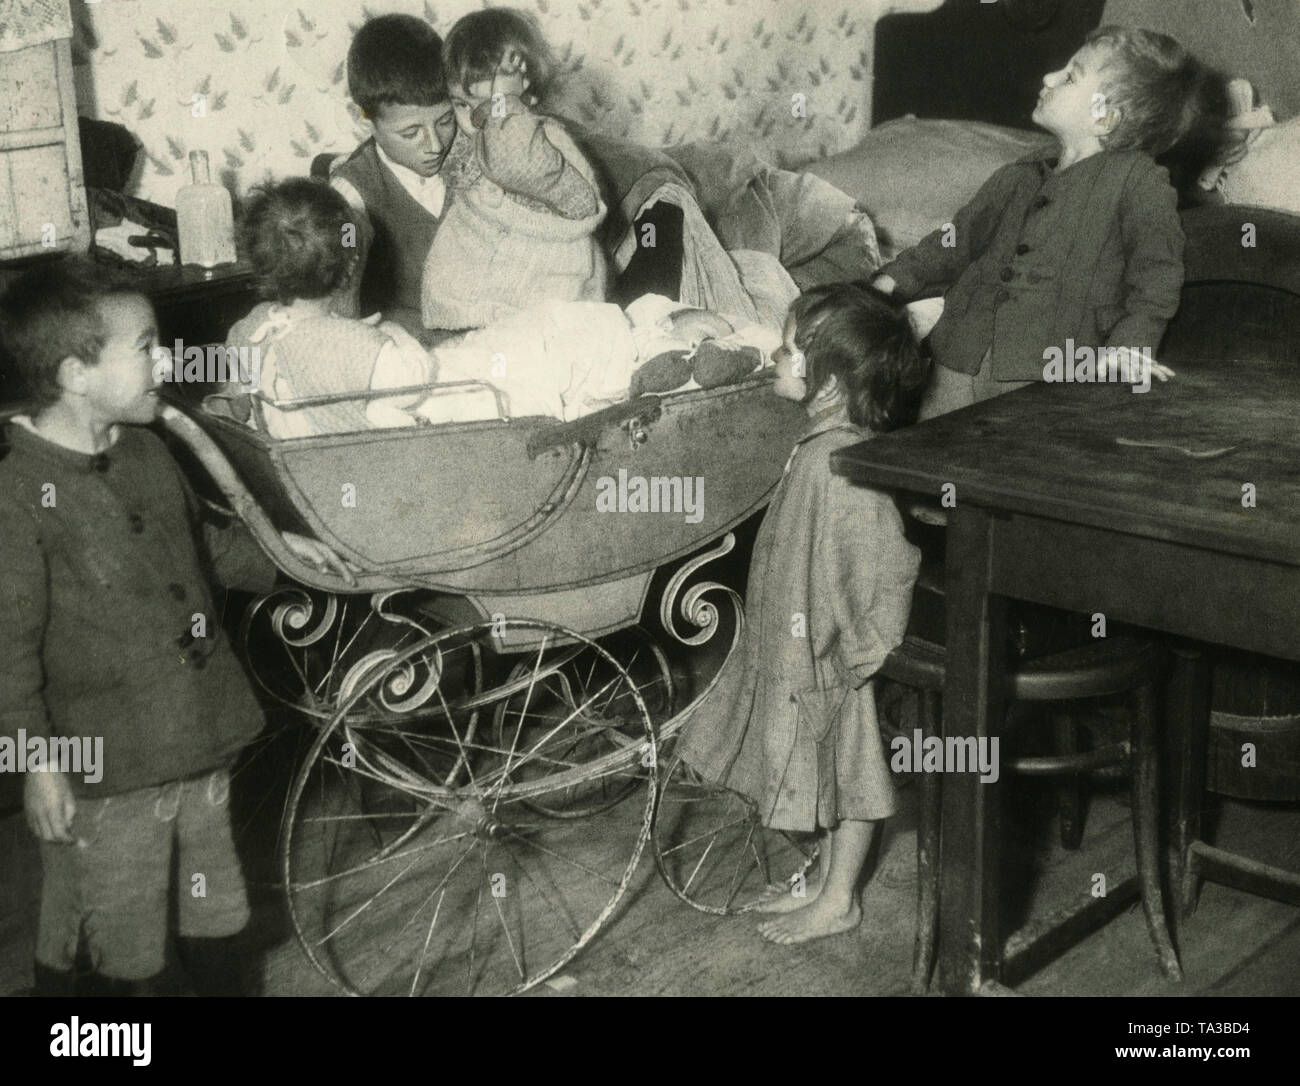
[{"xmin": 176, "ymin": 151, "xmax": 236, "ymax": 268}]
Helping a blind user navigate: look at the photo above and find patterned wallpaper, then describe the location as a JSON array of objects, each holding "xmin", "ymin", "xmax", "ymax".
[{"xmin": 68, "ymin": 0, "xmax": 942, "ymax": 205}]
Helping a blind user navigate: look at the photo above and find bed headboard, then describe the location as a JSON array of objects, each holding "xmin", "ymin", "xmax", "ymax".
[
  {"xmin": 872, "ymin": 0, "xmax": 1300, "ymax": 128},
  {"xmin": 1103, "ymin": 0, "xmax": 1300, "ymax": 120},
  {"xmin": 872, "ymin": 0, "xmax": 1107, "ymax": 128}
]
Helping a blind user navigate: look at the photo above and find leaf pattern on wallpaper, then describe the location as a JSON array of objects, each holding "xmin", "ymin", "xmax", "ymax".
[
  {"xmin": 76, "ymin": 0, "xmax": 886, "ymax": 204},
  {"xmin": 146, "ymin": 151, "xmax": 174, "ymax": 177}
]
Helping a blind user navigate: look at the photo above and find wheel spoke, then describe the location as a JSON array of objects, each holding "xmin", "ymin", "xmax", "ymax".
[
  {"xmin": 489, "ymin": 868, "xmax": 525, "ymax": 981},
  {"xmin": 409, "ymin": 889, "xmax": 446, "ymax": 997},
  {"xmin": 659, "ymin": 814, "xmax": 751, "ymax": 858},
  {"xmin": 283, "ymin": 618, "xmax": 657, "ymax": 996},
  {"xmin": 498, "ymin": 826, "xmax": 619, "ymax": 888},
  {"xmin": 683, "ymin": 834, "xmax": 717, "ymax": 895},
  {"xmin": 722, "ymin": 820, "xmax": 758, "ymax": 910}
]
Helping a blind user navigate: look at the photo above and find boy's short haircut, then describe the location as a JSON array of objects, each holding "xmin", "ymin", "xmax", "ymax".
[
  {"xmin": 347, "ymin": 13, "xmax": 447, "ymax": 119},
  {"xmin": 1086, "ymin": 25, "xmax": 1209, "ymax": 157},
  {"xmin": 0, "ymin": 259, "xmax": 134, "ymax": 409},
  {"xmin": 791, "ymin": 283, "xmax": 931, "ymax": 433},
  {"xmin": 443, "ymin": 7, "xmax": 555, "ymax": 102},
  {"xmin": 241, "ymin": 178, "xmax": 356, "ymax": 305}
]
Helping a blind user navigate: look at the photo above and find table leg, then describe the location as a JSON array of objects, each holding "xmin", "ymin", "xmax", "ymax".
[
  {"xmin": 938, "ymin": 505, "xmax": 1009, "ymax": 994},
  {"xmin": 1167, "ymin": 645, "xmax": 1211, "ymax": 924}
]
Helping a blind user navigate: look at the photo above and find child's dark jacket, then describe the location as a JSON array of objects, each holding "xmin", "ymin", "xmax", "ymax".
[
  {"xmin": 0, "ymin": 423, "xmax": 275, "ymax": 797},
  {"xmin": 879, "ymin": 149, "xmax": 1184, "ymax": 381}
]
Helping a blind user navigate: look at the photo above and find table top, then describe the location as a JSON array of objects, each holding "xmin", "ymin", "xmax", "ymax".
[
  {"xmin": 832, "ymin": 358, "xmax": 1300, "ymax": 567},
  {"xmin": 126, "ymin": 259, "xmax": 256, "ymax": 301}
]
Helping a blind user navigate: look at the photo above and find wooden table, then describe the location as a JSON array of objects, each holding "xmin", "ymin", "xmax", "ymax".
[
  {"xmin": 128, "ymin": 260, "xmax": 258, "ymax": 345},
  {"xmin": 832, "ymin": 357, "xmax": 1300, "ymax": 994}
]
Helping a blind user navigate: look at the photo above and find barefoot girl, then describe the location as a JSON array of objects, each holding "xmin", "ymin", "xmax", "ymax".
[{"xmin": 677, "ymin": 283, "xmax": 930, "ymax": 945}]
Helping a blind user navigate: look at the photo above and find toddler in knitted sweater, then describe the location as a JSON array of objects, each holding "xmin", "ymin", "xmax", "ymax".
[
  {"xmin": 421, "ymin": 8, "xmax": 610, "ymax": 332},
  {"xmin": 227, "ymin": 178, "xmax": 435, "ymax": 439}
]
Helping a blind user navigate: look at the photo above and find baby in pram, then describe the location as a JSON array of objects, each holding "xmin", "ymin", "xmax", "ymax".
[
  {"xmin": 225, "ymin": 178, "xmax": 435, "ymax": 439},
  {"xmin": 227, "ymin": 178, "xmax": 781, "ymax": 437}
]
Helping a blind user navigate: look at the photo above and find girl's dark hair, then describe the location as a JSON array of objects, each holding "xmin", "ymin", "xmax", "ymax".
[
  {"xmin": 347, "ymin": 14, "xmax": 447, "ymax": 119},
  {"xmin": 241, "ymin": 178, "xmax": 356, "ymax": 304},
  {"xmin": 443, "ymin": 8, "xmax": 555, "ymax": 104},
  {"xmin": 0, "ymin": 258, "xmax": 137, "ymax": 409},
  {"xmin": 790, "ymin": 283, "xmax": 930, "ymax": 433}
]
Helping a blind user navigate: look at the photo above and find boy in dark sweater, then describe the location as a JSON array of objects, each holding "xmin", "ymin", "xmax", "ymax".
[
  {"xmin": 331, "ymin": 13, "xmax": 458, "ymax": 339},
  {"xmin": 0, "ymin": 262, "xmax": 351, "ymax": 996},
  {"xmin": 874, "ymin": 26, "xmax": 1215, "ymax": 414}
]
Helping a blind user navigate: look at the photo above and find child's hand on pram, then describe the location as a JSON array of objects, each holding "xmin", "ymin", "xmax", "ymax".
[{"xmin": 281, "ymin": 531, "xmax": 359, "ymax": 586}]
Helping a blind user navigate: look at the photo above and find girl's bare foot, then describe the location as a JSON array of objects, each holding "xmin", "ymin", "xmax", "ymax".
[
  {"xmin": 747, "ymin": 872, "xmax": 822, "ymax": 914},
  {"xmin": 756, "ymin": 896, "xmax": 861, "ymax": 944}
]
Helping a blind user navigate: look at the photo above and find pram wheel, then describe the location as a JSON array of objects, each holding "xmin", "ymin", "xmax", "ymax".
[
  {"xmin": 282, "ymin": 619, "xmax": 656, "ymax": 996},
  {"xmin": 490, "ymin": 626, "xmax": 676, "ymax": 819},
  {"xmin": 652, "ymin": 753, "xmax": 818, "ymax": 915}
]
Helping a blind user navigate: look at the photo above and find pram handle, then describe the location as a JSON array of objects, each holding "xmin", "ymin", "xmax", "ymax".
[
  {"xmin": 525, "ymin": 395, "xmax": 662, "ymax": 460},
  {"xmin": 243, "ymin": 380, "xmax": 510, "ymax": 423},
  {"xmin": 158, "ymin": 404, "xmax": 374, "ymax": 593}
]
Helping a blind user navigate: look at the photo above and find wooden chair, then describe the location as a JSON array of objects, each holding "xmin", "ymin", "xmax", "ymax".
[{"xmin": 884, "ymin": 561, "xmax": 1182, "ymax": 990}]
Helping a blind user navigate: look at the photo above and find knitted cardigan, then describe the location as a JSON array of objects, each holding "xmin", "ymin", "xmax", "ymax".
[
  {"xmin": 422, "ymin": 107, "xmax": 610, "ymax": 330},
  {"xmin": 0, "ymin": 423, "xmax": 275, "ymax": 797},
  {"xmin": 225, "ymin": 303, "xmax": 393, "ymax": 437}
]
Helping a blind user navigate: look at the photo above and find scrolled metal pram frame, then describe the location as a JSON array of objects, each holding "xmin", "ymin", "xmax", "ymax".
[{"xmin": 162, "ymin": 378, "xmax": 821, "ymax": 996}]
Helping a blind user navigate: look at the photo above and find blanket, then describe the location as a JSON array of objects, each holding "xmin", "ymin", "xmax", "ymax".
[{"xmin": 568, "ymin": 124, "xmax": 881, "ymax": 292}]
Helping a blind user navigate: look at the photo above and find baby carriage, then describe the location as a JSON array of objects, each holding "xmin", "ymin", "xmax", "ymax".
[{"xmin": 162, "ymin": 362, "xmax": 823, "ymax": 996}]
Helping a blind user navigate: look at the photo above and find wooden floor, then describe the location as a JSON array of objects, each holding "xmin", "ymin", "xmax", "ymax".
[{"xmin": 3, "ymin": 757, "xmax": 1298, "ymax": 998}]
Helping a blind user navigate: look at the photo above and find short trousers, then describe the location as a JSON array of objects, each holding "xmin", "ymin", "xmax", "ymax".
[
  {"xmin": 35, "ymin": 765, "xmax": 249, "ymax": 981},
  {"xmin": 918, "ymin": 347, "xmax": 1033, "ymax": 421}
]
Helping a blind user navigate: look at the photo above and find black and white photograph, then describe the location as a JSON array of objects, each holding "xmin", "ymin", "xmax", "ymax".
[{"xmin": 0, "ymin": 0, "xmax": 1297, "ymax": 1035}]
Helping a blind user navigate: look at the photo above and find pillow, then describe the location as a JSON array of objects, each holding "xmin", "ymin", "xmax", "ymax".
[
  {"xmin": 805, "ymin": 117, "xmax": 1051, "ymax": 255},
  {"xmin": 1218, "ymin": 117, "xmax": 1300, "ymax": 215}
]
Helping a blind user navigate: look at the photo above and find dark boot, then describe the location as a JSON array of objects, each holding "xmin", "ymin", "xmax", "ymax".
[
  {"xmin": 177, "ymin": 933, "xmax": 262, "ymax": 996},
  {"xmin": 31, "ymin": 961, "xmax": 75, "ymax": 997},
  {"xmin": 76, "ymin": 971, "xmax": 158, "ymax": 997}
]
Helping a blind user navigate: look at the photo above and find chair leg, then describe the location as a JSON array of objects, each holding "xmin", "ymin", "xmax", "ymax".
[
  {"xmin": 1052, "ymin": 710, "xmax": 1085, "ymax": 850},
  {"xmin": 912, "ymin": 688, "xmax": 942, "ymax": 993},
  {"xmin": 1130, "ymin": 681, "xmax": 1183, "ymax": 981}
]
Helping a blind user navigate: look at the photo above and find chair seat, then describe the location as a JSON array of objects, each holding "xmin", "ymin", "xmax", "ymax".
[{"xmin": 883, "ymin": 632, "xmax": 1164, "ymax": 701}]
